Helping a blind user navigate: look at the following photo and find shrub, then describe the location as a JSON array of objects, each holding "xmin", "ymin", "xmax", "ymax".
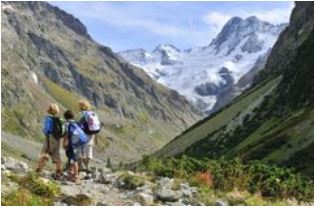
[{"xmin": 119, "ymin": 172, "xmax": 145, "ymax": 190}]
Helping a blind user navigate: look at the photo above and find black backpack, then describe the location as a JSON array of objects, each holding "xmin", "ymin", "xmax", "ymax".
[{"xmin": 50, "ymin": 117, "xmax": 65, "ymax": 140}]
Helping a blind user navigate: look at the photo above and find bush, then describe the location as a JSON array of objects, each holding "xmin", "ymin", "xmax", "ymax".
[
  {"xmin": 119, "ymin": 172, "xmax": 145, "ymax": 190},
  {"xmin": 138, "ymin": 155, "xmax": 314, "ymax": 202},
  {"xmin": 3, "ymin": 172, "xmax": 61, "ymax": 206}
]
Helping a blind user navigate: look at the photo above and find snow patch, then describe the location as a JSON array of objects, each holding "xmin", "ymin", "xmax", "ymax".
[{"xmin": 31, "ymin": 72, "xmax": 38, "ymax": 84}]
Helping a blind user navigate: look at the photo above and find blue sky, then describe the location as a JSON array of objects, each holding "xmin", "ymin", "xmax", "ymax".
[{"xmin": 50, "ymin": 1, "xmax": 294, "ymax": 52}]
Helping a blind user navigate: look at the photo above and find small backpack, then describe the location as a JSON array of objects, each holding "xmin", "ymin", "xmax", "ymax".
[
  {"xmin": 68, "ymin": 122, "xmax": 89, "ymax": 148},
  {"xmin": 50, "ymin": 117, "xmax": 65, "ymax": 140},
  {"xmin": 82, "ymin": 111, "xmax": 101, "ymax": 134}
]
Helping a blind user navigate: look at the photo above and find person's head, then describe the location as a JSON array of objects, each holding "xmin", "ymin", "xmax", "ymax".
[
  {"xmin": 64, "ymin": 110, "xmax": 75, "ymax": 120},
  {"xmin": 78, "ymin": 99, "xmax": 91, "ymax": 111},
  {"xmin": 47, "ymin": 103, "xmax": 60, "ymax": 116}
]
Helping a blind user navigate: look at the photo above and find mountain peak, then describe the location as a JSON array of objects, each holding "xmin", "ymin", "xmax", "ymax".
[
  {"xmin": 209, "ymin": 15, "xmax": 281, "ymax": 55},
  {"xmin": 246, "ymin": 15, "xmax": 260, "ymax": 22},
  {"xmin": 153, "ymin": 44, "xmax": 181, "ymax": 53}
]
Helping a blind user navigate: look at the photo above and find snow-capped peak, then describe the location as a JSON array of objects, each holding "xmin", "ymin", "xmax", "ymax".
[{"xmin": 118, "ymin": 16, "xmax": 287, "ymax": 113}]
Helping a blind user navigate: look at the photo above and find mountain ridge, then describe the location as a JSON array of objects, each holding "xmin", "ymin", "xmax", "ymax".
[
  {"xmin": 118, "ymin": 15, "xmax": 287, "ymax": 113},
  {"xmin": 1, "ymin": 1, "xmax": 202, "ymax": 163}
]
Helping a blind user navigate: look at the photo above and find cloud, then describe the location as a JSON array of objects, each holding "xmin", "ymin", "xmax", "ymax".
[
  {"xmin": 203, "ymin": 2, "xmax": 294, "ymax": 34},
  {"xmin": 203, "ymin": 12, "xmax": 232, "ymax": 33}
]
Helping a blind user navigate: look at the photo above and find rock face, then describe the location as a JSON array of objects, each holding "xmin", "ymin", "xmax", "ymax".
[
  {"xmin": 1, "ymin": 1, "xmax": 202, "ymax": 163},
  {"xmin": 255, "ymin": 2, "xmax": 314, "ymax": 82},
  {"xmin": 119, "ymin": 16, "xmax": 287, "ymax": 113}
]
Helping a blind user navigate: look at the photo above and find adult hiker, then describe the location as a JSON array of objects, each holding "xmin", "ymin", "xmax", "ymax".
[
  {"xmin": 77, "ymin": 99, "xmax": 101, "ymax": 175},
  {"xmin": 36, "ymin": 103, "xmax": 65, "ymax": 180},
  {"xmin": 63, "ymin": 109, "xmax": 89, "ymax": 183}
]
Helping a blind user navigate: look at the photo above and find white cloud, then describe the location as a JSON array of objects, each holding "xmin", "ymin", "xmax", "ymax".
[
  {"xmin": 203, "ymin": 2, "xmax": 294, "ymax": 34},
  {"xmin": 203, "ymin": 12, "xmax": 231, "ymax": 33}
]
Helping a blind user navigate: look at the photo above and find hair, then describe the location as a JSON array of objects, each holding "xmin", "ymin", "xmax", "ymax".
[
  {"xmin": 47, "ymin": 103, "xmax": 60, "ymax": 115},
  {"xmin": 64, "ymin": 110, "xmax": 75, "ymax": 120},
  {"xmin": 78, "ymin": 99, "xmax": 91, "ymax": 111}
]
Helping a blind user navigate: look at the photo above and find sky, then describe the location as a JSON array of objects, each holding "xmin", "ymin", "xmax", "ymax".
[{"xmin": 50, "ymin": 1, "xmax": 294, "ymax": 52}]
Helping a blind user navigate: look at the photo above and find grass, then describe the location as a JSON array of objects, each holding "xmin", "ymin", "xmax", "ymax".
[
  {"xmin": 2, "ymin": 172, "xmax": 61, "ymax": 206},
  {"xmin": 43, "ymin": 77, "xmax": 83, "ymax": 112},
  {"xmin": 155, "ymin": 76, "xmax": 281, "ymax": 158}
]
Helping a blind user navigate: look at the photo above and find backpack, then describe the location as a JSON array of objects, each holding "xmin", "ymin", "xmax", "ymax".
[
  {"xmin": 50, "ymin": 117, "xmax": 65, "ymax": 140},
  {"xmin": 68, "ymin": 122, "xmax": 89, "ymax": 148},
  {"xmin": 82, "ymin": 111, "xmax": 101, "ymax": 134}
]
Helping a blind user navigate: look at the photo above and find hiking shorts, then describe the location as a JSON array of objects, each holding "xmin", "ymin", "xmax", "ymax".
[
  {"xmin": 83, "ymin": 135, "xmax": 94, "ymax": 159},
  {"xmin": 40, "ymin": 137, "xmax": 61, "ymax": 163},
  {"xmin": 66, "ymin": 146, "xmax": 84, "ymax": 164}
]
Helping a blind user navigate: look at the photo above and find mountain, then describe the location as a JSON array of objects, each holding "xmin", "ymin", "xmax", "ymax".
[
  {"xmin": 119, "ymin": 17, "xmax": 287, "ymax": 113},
  {"xmin": 153, "ymin": 2, "xmax": 314, "ymax": 177},
  {"xmin": 1, "ymin": 1, "xmax": 202, "ymax": 163}
]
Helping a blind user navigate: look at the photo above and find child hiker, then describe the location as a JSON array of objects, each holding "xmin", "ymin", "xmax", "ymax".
[
  {"xmin": 36, "ymin": 103, "xmax": 64, "ymax": 180},
  {"xmin": 63, "ymin": 110, "xmax": 89, "ymax": 183}
]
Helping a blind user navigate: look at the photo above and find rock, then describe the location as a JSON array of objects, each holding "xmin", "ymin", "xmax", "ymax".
[
  {"xmin": 1, "ymin": 164, "xmax": 6, "ymax": 171},
  {"xmin": 165, "ymin": 201, "xmax": 186, "ymax": 206},
  {"xmin": 180, "ymin": 183, "xmax": 190, "ymax": 190},
  {"xmin": 214, "ymin": 200, "xmax": 229, "ymax": 206},
  {"xmin": 132, "ymin": 202, "xmax": 141, "ymax": 206},
  {"xmin": 181, "ymin": 188, "xmax": 193, "ymax": 199},
  {"xmin": 98, "ymin": 173, "xmax": 113, "ymax": 184},
  {"xmin": 157, "ymin": 177, "xmax": 174, "ymax": 189},
  {"xmin": 136, "ymin": 192, "xmax": 154, "ymax": 206},
  {"xmin": 53, "ymin": 201, "xmax": 67, "ymax": 206},
  {"xmin": 156, "ymin": 188, "xmax": 182, "ymax": 202},
  {"xmin": 100, "ymin": 186, "xmax": 110, "ymax": 194},
  {"xmin": 190, "ymin": 187, "xmax": 198, "ymax": 197},
  {"xmin": 2, "ymin": 157, "xmax": 6, "ymax": 164},
  {"xmin": 5, "ymin": 157, "xmax": 28, "ymax": 173},
  {"xmin": 96, "ymin": 202, "xmax": 108, "ymax": 206},
  {"xmin": 1, "ymin": 180, "xmax": 19, "ymax": 196},
  {"xmin": 62, "ymin": 194, "xmax": 92, "ymax": 206}
]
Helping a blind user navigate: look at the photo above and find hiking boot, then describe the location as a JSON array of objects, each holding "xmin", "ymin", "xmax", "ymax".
[
  {"xmin": 52, "ymin": 171, "xmax": 63, "ymax": 181},
  {"xmin": 84, "ymin": 173, "xmax": 92, "ymax": 180}
]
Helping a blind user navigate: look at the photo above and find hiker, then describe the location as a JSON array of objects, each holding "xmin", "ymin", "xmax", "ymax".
[
  {"xmin": 77, "ymin": 99, "xmax": 101, "ymax": 174},
  {"xmin": 36, "ymin": 103, "xmax": 64, "ymax": 180},
  {"xmin": 63, "ymin": 109, "xmax": 89, "ymax": 183}
]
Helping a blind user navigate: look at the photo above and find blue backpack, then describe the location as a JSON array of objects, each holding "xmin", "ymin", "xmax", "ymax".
[{"xmin": 68, "ymin": 122, "xmax": 89, "ymax": 148}]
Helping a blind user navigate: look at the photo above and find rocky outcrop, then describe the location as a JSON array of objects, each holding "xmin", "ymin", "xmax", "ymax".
[{"xmin": 256, "ymin": 2, "xmax": 314, "ymax": 81}]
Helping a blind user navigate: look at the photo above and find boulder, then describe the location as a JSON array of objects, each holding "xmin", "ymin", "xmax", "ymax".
[
  {"xmin": 5, "ymin": 157, "xmax": 28, "ymax": 173},
  {"xmin": 96, "ymin": 202, "xmax": 108, "ymax": 206},
  {"xmin": 214, "ymin": 200, "xmax": 229, "ymax": 206},
  {"xmin": 98, "ymin": 173, "xmax": 113, "ymax": 184},
  {"xmin": 136, "ymin": 192, "xmax": 154, "ymax": 206},
  {"xmin": 156, "ymin": 188, "xmax": 182, "ymax": 202}
]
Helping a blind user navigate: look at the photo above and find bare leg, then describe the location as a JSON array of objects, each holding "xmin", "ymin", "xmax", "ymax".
[
  {"xmin": 35, "ymin": 154, "xmax": 49, "ymax": 172},
  {"xmin": 73, "ymin": 162, "xmax": 80, "ymax": 183},
  {"xmin": 54, "ymin": 161, "xmax": 62, "ymax": 179},
  {"xmin": 83, "ymin": 158, "xmax": 90, "ymax": 171}
]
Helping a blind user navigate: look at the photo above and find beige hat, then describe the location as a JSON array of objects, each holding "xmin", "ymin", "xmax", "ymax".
[
  {"xmin": 47, "ymin": 103, "xmax": 60, "ymax": 115},
  {"xmin": 78, "ymin": 99, "xmax": 91, "ymax": 111}
]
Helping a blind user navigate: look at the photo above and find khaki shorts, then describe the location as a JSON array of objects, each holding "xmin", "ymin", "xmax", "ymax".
[
  {"xmin": 83, "ymin": 135, "xmax": 94, "ymax": 159},
  {"xmin": 40, "ymin": 137, "xmax": 61, "ymax": 163}
]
